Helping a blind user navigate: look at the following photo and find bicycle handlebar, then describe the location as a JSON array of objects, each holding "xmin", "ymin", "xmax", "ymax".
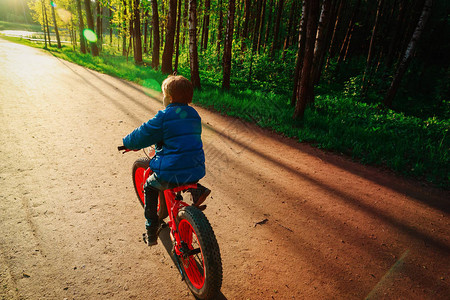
[
  {"xmin": 118, "ymin": 145, "xmax": 137, "ymax": 153},
  {"xmin": 118, "ymin": 145, "xmax": 153, "ymax": 155}
]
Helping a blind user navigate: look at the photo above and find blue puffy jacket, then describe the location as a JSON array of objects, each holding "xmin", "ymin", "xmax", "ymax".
[{"xmin": 123, "ymin": 103, "xmax": 205, "ymax": 184}]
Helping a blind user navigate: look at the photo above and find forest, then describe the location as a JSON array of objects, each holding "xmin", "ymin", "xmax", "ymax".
[{"xmin": 1, "ymin": 0, "xmax": 449, "ymax": 187}]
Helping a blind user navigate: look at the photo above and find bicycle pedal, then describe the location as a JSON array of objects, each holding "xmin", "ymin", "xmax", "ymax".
[
  {"xmin": 160, "ymin": 221, "xmax": 168, "ymax": 229},
  {"xmin": 142, "ymin": 233, "xmax": 147, "ymax": 244}
]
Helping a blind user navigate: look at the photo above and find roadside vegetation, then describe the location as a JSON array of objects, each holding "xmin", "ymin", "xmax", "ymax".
[
  {"xmin": 1, "ymin": 5, "xmax": 448, "ymax": 189},
  {"xmin": 0, "ymin": 20, "xmax": 41, "ymax": 31}
]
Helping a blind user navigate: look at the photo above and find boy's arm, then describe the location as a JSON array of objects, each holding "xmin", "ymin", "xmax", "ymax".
[{"xmin": 122, "ymin": 111, "xmax": 164, "ymax": 150}]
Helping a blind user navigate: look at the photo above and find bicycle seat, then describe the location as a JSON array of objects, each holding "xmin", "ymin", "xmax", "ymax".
[{"xmin": 170, "ymin": 183, "xmax": 198, "ymax": 193}]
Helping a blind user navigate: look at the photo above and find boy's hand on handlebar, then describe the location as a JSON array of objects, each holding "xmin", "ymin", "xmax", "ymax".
[{"xmin": 117, "ymin": 145, "xmax": 139, "ymax": 154}]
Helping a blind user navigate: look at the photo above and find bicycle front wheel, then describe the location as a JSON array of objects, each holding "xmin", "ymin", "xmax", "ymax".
[{"xmin": 176, "ymin": 206, "xmax": 222, "ymax": 300}]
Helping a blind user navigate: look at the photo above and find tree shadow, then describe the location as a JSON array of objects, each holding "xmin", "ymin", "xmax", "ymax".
[
  {"xmin": 52, "ymin": 55, "xmax": 160, "ymax": 125},
  {"xmin": 203, "ymin": 114, "xmax": 449, "ymax": 214},
  {"xmin": 202, "ymin": 117, "xmax": 450, "ymax": 256}
]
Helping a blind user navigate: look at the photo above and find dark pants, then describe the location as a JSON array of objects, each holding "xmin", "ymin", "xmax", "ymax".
[
  {"xmin": 143, "ymin": 173, "xmax": 178, "ymax": 230},
  {"xmin": 143, "ymin": 184, "xmax": 159, "ymax": 230}
]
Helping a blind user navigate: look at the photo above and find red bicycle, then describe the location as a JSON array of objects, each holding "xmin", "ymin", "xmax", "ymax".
[{"xmin": 118, "ymin": 146, "xmax": 223, "ymax": 299}]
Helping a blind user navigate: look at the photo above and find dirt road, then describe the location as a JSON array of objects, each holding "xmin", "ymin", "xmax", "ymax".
[{"xmin": 0, "ymin": 38, "xmax": 449, "ymax": 299}]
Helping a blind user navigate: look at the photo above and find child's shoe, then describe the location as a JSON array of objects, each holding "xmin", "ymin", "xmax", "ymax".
[
  {"xmin": 145, "ymin": 224, "xmax": 161, "ymax": 246},
  {"xmin": 189, "ymin": 183, "xmax": 211, "ymax": 207}
]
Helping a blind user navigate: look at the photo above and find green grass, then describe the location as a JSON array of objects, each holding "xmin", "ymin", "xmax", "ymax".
[
  {"xmin": 0, "ymin": 20, "xmax": 42, "ymax": 32},
  {"xmin": 2, "ymin": 35, "xmax": 448, "ymax": 188}
]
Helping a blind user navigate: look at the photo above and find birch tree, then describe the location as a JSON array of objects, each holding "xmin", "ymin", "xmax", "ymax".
[{"xmin": 384, "ymin": 0, "xmax": 433, "ymax": 107}]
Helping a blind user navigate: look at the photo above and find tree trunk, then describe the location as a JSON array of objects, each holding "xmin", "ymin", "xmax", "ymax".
[
  {"xmin": 222, "ymin": 0, "xmax": 236, "ymax": 90},
  {"xmin": 270, "ymin": 0, "xmax": 284, "ymax": 57},
  {"xmin": 182, "ymin": 0, "xmax": 188, "ymax": 46},
  {"xmin": 319, "ymin": 0, "xmax": 339, "ymax": 75},
  {"xmin": 75, "ymin": 0, "xmax": 86, "ymax": 53},
  {"xmin": 251, "ymin": 0, "xmax": 262, "ymax": 52},
  {"xmin": 397, "ymin": 0, "xmax": 422, "ymax": 64},
  {"xmin": 235, "ymin": 1, "xmax": 242, "ymax": 40},
  {"xmin": 384, "ymin": 0, "xmax": 432, "ymax": 107},
  {"xmin": 43, "ymin": 0, "xmax": 51, "ymax": 47},
  {"xmin": 132, "ymin": 0, "xmax": 143, "ymax": 64},
  {"xmin": 144, "ymin": 8, "xmax": 149, "ymax": 54},
  {"xmin": 50, "ymin": 0, "xmax": 61, "ymax": 48},
  {"xmin": 361, "ymin": 0, "xmax": 384, "ymax": 95},
  {"xmin": 293, "ymin": 0, "xmax": 320, "ymax": 119},
  {"xmin": 121, "ymin": 0, "xmax": 126, "ymax": 56},
  {"xmin": 162, "ymin": 0, "xmax": 177, "ymax": 73},
  {"xmin": 291, "ymin": 1, "xmax": 307, "ymax": 106},
  {"xmin": 242, "ymin": 0, "xmax": 251, "ymax": 40},
  {"xmin": 325, "ymin": 0, "xmax": 343, "ymax": 70},
  {"xmin": 311, "ymin": 0, "xmax": 332, "ymax": 85},
  {"xmin": 127, "ymin": 16, "xmax": 133, "ymax": 61},
  {"xmin": 70, "ymin": 17, "xmax": 75, "ymax": 50},
  {"xmin": 216, "ymin": 0, "xmax": 224, "ymax": 61},
  {"xmin": 201, "ymin": 0, "xmax": 210, "ymax": 51},
  {"xmin": 108, "ymin": 8, "xmax": 112, "ymax": 46},
  {"xmin": 282, "ymin": 0, "xmax": 297, "ymax": 59},
  {"xmin": 109, "ymin": 7, "xmax": 113, "ymax": 45},
  {"xmin": 96, "ymin": 0, "xmax": 102, "ymax": 50},
  {"xmin": 337, "ymin": 0, "xmax": 361, "ymax": 64},
  {"xmin": 189, "ymin": 0, "xmax": 201, "ymax": 89},
  {"xmin": 174, "ymin": 0, "xmax": 183, "ymax": 73},
  {"xmin": 84, "ymin": 0, "xmax": 99, "ymax": 56},
  {"xmin": 160, "ymin": 1, "xmax": 165, "ymax": 51},
  {"xmin": 256, "ymin": 0, "xmax": 267, "ymax": 53},
  {"xmin": 264, "ymin": 0, "xmax": 274, "ymax": 48},
  {"xmin": 151, "ymin": 0, "xmax": 160, "ymax": 69},
  {"xmin": 41, "ymin": 0, "xmax": 48, "ymax": 49},
  {"xmin": 386, "ymin": 0, "xmax": 407, "ymax": 67}
]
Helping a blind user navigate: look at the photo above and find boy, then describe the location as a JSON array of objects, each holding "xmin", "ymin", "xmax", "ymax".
[{"xmin": 122, "ymin": 75, "xmax": 210, "ymax": 246}]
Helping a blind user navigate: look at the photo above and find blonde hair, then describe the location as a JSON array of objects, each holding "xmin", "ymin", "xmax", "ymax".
[{"xmin": 161, "ymin": 75, "xmax": 194, "ymax": 104}]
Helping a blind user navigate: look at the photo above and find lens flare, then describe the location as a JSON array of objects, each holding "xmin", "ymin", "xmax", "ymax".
[
  {"xmin": 57, "ymin": 8, "xmax": 72, "ymax": 24},
  {"xmin": 143, "ymin": 79, "xmax": 161, "ymax": 92},
  {"xmin": 50, "ymin": 1, "xmax": 56, "ymax": 8},
  {"xmin": 83, "ymin": 29, "xmax": 97, "ymax": 43}
]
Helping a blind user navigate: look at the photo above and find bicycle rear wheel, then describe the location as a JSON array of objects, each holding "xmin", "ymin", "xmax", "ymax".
[
  {"xmin": 176, "ymin": 206, "xmax": 222, "ymax": 299},
  {"xmin": 132, "ymin": 157, "xmax": 168, "ymax": 220}
]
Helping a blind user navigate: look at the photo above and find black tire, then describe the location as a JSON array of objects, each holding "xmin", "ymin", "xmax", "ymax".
[
  {"xmin": 176, "ymin": 206, "xmax": 222, "ymax": 299},
  {"xmin": 131, "ymin": 157, "xmax": 168, "ymax": 220}
]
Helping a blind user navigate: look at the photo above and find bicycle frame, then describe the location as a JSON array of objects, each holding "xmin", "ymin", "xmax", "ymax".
[{"xmin": 163, "ymin": 184, "xmax": 198, "ymax": 256}]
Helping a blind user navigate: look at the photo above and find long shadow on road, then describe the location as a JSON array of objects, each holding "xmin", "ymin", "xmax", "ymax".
[
  {"xmin": 51, "ymin": 55, "xmax": 159, "ymax": 126},
  {"xmin": 206, "ymin": 120, "xmax": 450, "ymax": 254}
]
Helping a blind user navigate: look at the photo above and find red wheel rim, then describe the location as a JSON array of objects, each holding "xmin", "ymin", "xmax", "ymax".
[
  {"xmin": 178, "ymin": 219, "xmax": 205, "ymax": 289},
  {"xmin": 134, "ymin": 167, "xmax": 146, "ymax": 206}
]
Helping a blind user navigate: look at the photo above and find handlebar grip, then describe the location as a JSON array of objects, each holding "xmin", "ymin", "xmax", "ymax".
[{"xmin": 118, "ymin": 145, "xmax": 127, "ymax": 151}]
